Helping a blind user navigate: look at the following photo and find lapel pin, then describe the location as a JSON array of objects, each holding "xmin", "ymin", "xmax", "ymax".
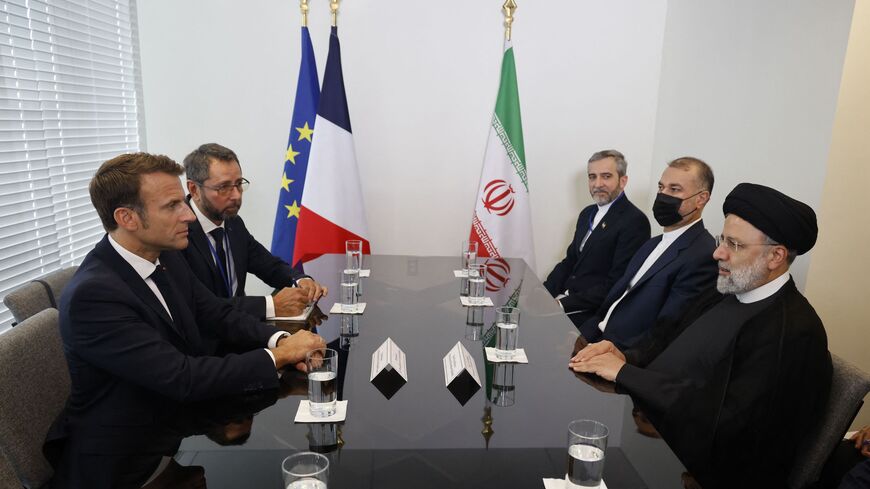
[{"xmin": 602, "ymin": 222, "xmax": 607, "ymax": 229}]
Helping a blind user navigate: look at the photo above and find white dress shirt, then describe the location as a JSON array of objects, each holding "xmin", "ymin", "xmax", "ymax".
[
  {"xmin": 598, "ymin": 218, "xmax": 702, "ymax": 332},
  {"xmin": 736, "ymin": 272, "xmax": 790, "ymax": 304}
]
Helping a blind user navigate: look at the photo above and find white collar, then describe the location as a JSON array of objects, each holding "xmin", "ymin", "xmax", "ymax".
[
  {"xmin": 190, "ymin": 198, "xmax": 224, "ymax": 235},
  {"xmin": 596, "ymin": 197, "xmax": 616, "ymax": 214},
  {"xmin": 661, "ymin": 217, "xmax": 702, "ymax": 245},
  {"xmin": 736, "ymin": 272, "xmax": 790, "ymax": 304},
  {"xmin": 107, "ymin": 234, "xmax": 159, "ymax": 280}
]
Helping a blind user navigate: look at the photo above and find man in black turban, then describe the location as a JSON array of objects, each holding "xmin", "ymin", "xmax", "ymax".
[{"xmin": 569, "ymin": 183, "xmax": 832, "ymax": 489}]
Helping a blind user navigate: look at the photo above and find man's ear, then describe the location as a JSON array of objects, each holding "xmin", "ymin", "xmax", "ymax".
[
  {"xmin": 186, "ymin": 179, "xmax": 198, "ymax": 199},
  {"xmin": 767, "ymin": 245, "xmax": 789, "ymax": 270},
  {"xmin": 113, "ymin": 207, "xmax": 139, "ymax": 231}
]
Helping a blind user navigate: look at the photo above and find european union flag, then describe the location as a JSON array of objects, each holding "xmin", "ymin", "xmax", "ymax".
[{"xmin": 271, "ymin": 26, "xmax": 320, "ymax": 267}]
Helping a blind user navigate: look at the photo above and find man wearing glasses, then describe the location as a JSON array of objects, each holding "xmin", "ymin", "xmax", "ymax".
[
  {"xmin": 182, "ymin": 144, "xmax": 327, "ymax": 333},
  {"xmin": 570, "ymin": 183, "xmax": 832, "ymax": 489}
]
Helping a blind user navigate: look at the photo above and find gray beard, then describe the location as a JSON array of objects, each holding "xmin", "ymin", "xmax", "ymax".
[{"xmin": 716, "ymin": 254, "xmax": 769, "ymax": 295}]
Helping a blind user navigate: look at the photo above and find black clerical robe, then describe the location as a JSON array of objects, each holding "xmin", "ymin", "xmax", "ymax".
[{"xmin": 617, "ymin": 278, "xmax": 832, "ymax": 489}]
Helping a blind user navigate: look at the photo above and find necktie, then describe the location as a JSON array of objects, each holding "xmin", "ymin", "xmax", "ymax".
[
  {"xmin": 149, "ymin": 265, "xmax": 178, "ymax": 321},
  {"xmin": 210, "ymin": 228, "xmax": 231, "ymax": 297}
]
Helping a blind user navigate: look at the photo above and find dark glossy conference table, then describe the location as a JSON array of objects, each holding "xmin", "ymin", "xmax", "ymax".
[{"xmin": 176, "ymin": 254, "xmax": 686, "ymax": 489}]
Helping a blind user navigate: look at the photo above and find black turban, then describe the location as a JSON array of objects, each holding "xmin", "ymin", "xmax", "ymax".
[{"xmin": 722, "ymin": 183, "xmax": 818, "ymax": 255}]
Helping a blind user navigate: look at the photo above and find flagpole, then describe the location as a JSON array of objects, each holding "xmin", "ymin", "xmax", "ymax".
[
  {"xmin": 503, "ymin": 0, "xmax": 517, "ymax": 41},
  {"xmin": 300, "ymin": 0, "xmax": 309, "ymax": 27},
  {"xmin": 330, "ymin": 0, "xmax": 340, "ymax": 27}
]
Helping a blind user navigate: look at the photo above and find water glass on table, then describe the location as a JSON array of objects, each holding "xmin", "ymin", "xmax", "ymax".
[
  {"xmin": 460, "ymin": 240, "xmax": 477, "ymax": 296},
  {"xmin": 467, "ymin": 264, "xmax": 487, "ymax": 305},
  {"xmin": 339, "ymin": 270, "xmax": 359, "ymax": 313},
  {"xmin": 306, "ymin": 348, "xmax": 338, "ymax": 417},
  {"xmin": 346, "ymin": 240, "xmax": 363, "ymax": 296},
  {"xmin": 282, "ymin": 451, "xmax": 329, "ymax": 489},
  {"xmin": 567, "ymin": 419, "xmax": 608, "ymax": 488},
  {"xmin": 495, "ymin": 306, "xmax": 520, "ymax": 360}
]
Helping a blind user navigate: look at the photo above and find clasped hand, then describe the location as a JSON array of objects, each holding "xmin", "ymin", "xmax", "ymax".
[{"xmin": 567, "ymin": 339, "xmax": 627, "ymax": 382}]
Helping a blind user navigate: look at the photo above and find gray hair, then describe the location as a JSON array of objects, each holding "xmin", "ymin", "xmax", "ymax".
[{"xmin": 588, "ymin": 149, "xmax": 627, "ymax": 177}]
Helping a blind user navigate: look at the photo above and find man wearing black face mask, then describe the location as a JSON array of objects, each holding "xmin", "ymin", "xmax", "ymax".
[{"xmin": 576, "ymin": 157, "xmax": 719, "ymax": 352}]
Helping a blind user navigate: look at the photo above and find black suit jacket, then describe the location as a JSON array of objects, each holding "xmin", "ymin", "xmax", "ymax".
[
  {"xmin": 182, "ymin": 197, "xmax": 306, "ymax": 319},
  {"xmin": 544, "ymin": 194, "xmax": 650, "ymax": 313},
  {"xmin": 45, "ymin": 235, "xmax": 280, "ymax": 488},
  {"xmin": 578, "ymin": 220, "xmax": 718, "ymax": 350}
]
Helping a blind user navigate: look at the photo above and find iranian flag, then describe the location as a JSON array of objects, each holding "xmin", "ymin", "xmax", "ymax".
[{"xmin": 469, "ymin": 40, "xmax": 536, "ymax": 277}]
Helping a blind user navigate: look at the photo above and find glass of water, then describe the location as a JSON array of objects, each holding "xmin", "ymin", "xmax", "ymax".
[
  {"xmin": 495, "ymin": 306, "xmax": 520, "ymax": 359},
  {"xmin": 567, "ymin": 419, "xmax": 608, "ymax": 488},
  {"xmin": 460, "ymin": 241, "xmax": 478, "ymax": 297},
  {"xmin": 468, "ymin": 264, "xmax": 487, "ymax": 305},
  {"xmin": 282, "ymin": 451, "xmax": 329, "ymax": 488},
  {"xmin": 346, "ymin": 240, "xmax": 363, "ymax": 270},
  {"xmin": 339, "ymin": 269, "xmax": 359, "ymax": 313},
  {"xmin": 306, "ymin": 348, "xmax": 338, "ymax": 417},
  {"xmin": 461, "ymin": 240, "xmax": 478, "ymax": 270}
]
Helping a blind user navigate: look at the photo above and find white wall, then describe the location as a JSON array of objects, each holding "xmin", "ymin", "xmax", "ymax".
[
  {"xmin": 649, "ymin": 0, "xmax": 855, "ymax": 288},
  {"xmin": 137, "ymin": 0, "xmax": 854, "ymax": 294},
  {"xmin": 136, "ymin": 0, "xmax": 668, "ymax": 293}
]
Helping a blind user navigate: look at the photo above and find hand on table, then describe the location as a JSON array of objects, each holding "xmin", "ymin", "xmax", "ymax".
[
  {"xmin": 274, "ymin": 287, "xmax": 309, "ymax": 316},
  {"xmin": 568, "ymin": 340, "xmax": 627, "ymax": 382},
  {"xmin": 271, "ymin": 329, "xmax": 326, "ymax": 371},
  {"xmin": 297, "ymin": 278, "xmax": 328, "ymax": 302}
]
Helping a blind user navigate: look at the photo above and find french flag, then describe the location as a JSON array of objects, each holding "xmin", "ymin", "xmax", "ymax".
[{"xmin": 293, "ymin": 26, "xmax": 370, "ymax": 265}]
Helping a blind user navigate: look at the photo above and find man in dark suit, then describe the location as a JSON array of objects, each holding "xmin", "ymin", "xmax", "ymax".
[
  {"xmin": 44, "ymin": 153, "xmax": 325, "ymax": 488},
  {"xmin": 577, "ymin": 157, "xmax": 719, "ymax": 350},
  {"xmin": 571, "ymin": 183, "xmax": 831, "ymax": 489},
  {"xmin": 181, "ymin": 143, "xmax": 327, "ymax": 320},
  {"xmin": 543, "ymin": 150, "xmax": 650, "ymax": 327}
]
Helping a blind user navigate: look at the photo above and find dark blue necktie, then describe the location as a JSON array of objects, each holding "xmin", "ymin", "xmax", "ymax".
[{"xmin": 210, "ymin": 228, "xmax": 231, "ymax": 297}]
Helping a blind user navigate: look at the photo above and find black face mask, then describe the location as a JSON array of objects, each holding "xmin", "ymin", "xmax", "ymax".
[{"xmin": 652, "ymin": 191, "xmax": 701, "ymax": 227}]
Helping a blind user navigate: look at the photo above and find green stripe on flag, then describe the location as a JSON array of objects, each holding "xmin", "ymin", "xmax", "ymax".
[{"xmin": 493, "ymin": 46, "xmax": 527, "ymax": 190}]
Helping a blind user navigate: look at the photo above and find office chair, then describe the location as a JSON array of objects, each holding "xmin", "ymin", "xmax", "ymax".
[
  {"xmin": 0, "ymin": 308, "xmax": 70, "ymax": 488},
  {"xmin": 3, "ymin": 266, "xmax": 77, "ymax": 326},
  {"xmin": 789, "ymin": 354, "xmax": 870, "ymax": 489}
]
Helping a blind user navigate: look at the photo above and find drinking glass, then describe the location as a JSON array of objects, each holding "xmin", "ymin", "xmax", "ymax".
[
  {"xmin": 468, "ymin": 264, "xmax": 487, "ymax": 305},
  {"xmin": 282, "ymin": 451, "xmax": 329, "ymax": 489},
  {"xmin": 306, "ymin": 348, "xmax": 338, "ymax": 417},
  {"xmin": 339, "ymin": 270, "xmax": 359, "ymax": 313},
  {"xmin": 495, "ymin": 306, "xmax": 520, "ymax": 359},
  {"xmin": 567, "ymin": 420, "xmax": 608, "ymax": 488}
]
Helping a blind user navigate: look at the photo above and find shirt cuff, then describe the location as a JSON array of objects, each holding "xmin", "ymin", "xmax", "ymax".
[
  {"xmin": 264, "ymin": 331, "xmax": 290, "ymax": 372},
  {"xmin": 295, "ymin": 277, "xmax": 313, "ymax": 287},
  {"xmin": 264, "ymin": 295, "xmax": 276, "ymax": 318},
  {"xmin": 268, "ymin": 331, "xmax": 289, "ymax": 349}
]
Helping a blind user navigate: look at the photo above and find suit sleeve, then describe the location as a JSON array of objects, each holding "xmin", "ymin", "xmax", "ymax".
[
  {"xmin": 648, "ymin": 238, "xmax": 718, "ymax": 347},
  {"xmin": 543, "ymin": 212, "xmax": 585, "ymax": 297},
  {"xmin": 65, "ymin": 281, "xmax": 279, "ymax": 403},
  {"xmin": 229, "ymin": 295, "xmax": 268, "ymax": 320}
]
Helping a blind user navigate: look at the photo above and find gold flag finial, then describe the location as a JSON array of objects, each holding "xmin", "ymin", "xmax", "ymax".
[
  {"xmin": 503, "ymin": 0, "xmax": 517, "ymax": 41},
  {"xmin": 300, "ymin": 0, "xmax": 309, "ymax": 27},
  {"xmin": 330, "ymin": 0, "xmax": 340, "ymax": 27}
]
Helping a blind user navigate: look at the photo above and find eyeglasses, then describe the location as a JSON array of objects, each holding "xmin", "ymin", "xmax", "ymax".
[
  {"xmin": 715, "ymin": 235, "xmax": 775, "ymax": 253},
  {"xmin": 197, "ymin": 178, "xmax": 250, "ymax": 196}
]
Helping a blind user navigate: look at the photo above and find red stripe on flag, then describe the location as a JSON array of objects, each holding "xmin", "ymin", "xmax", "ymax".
[{"xmin": 293, "ymin": 206, "xmax": 370, "ymax": 266}]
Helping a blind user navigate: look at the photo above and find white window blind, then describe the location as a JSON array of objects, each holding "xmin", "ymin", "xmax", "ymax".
[{"xmin": 0, "ymin": 0, "xmax": 143, "ymax": 331}]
